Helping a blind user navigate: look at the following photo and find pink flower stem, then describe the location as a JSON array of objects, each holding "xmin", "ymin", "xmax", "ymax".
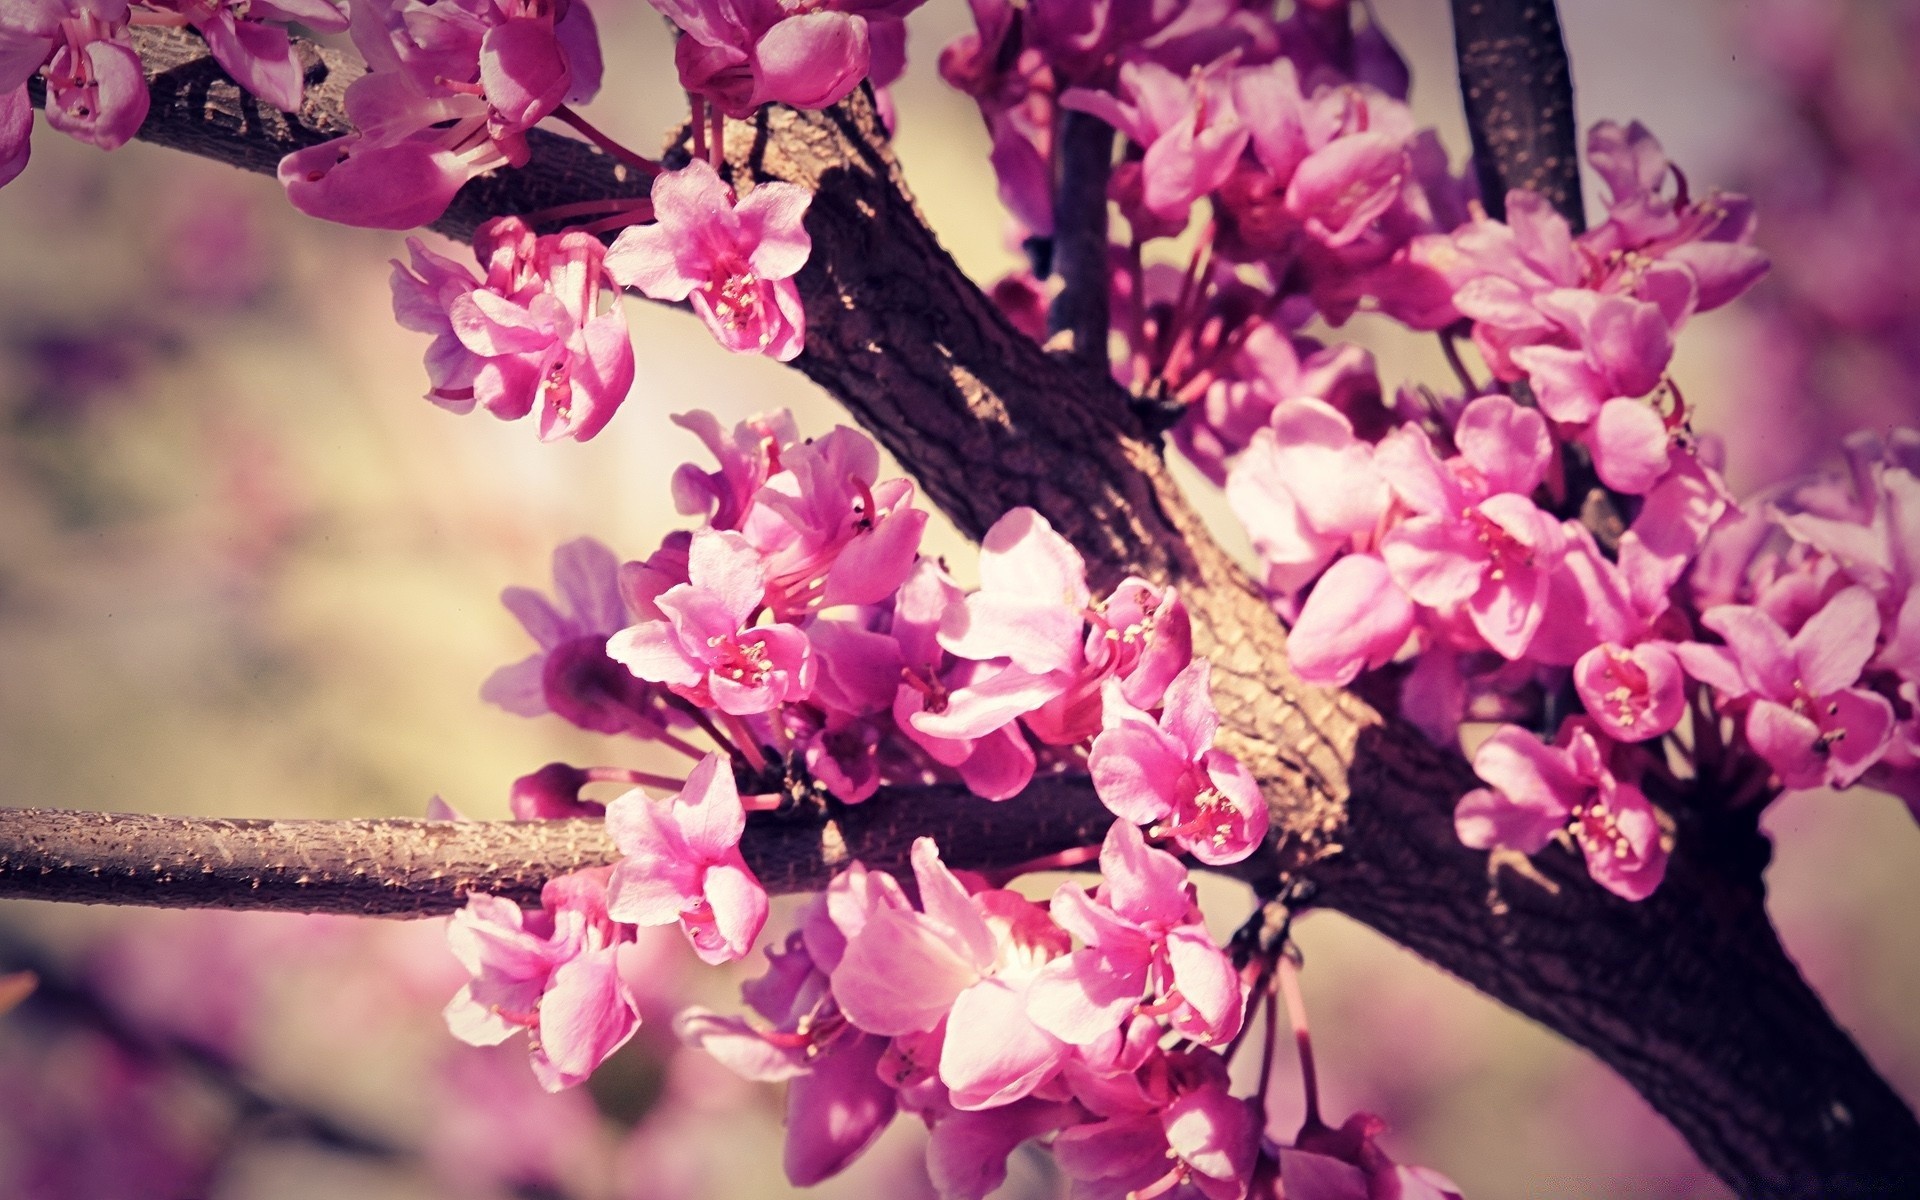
[
  {"xmin": 1156, "ymin": 223, "xmax": 1217, "ymax": 389},
  {"xmin": 650, "ymin": 727, "xmax": 712, "ymax": 763},
  {"xmin": 551, "ymin": 106, "xmax": 662, "ymax": 175},
  {"xmin": 740, "ymin": 792, "xmax": 784, "ymax": 813},
  {"xmin": 1256, "ymin": 982, "xmax": 1281, "ymax": 1109},
  {"xmin": 1277, "ymin": 950, "xmax": 1323, "ymax": 1134},
  {"xmin": 708, "ymin": 109, "xmax": 726, "ymax": 172},
  {"xmin": 717, "ymin": 712, "xmax": 771, "ymax": 774},
  {"xmin": 1439, "ymin": 328, "xmax": 1481, "ymax": 394},
  {"xmin": 129, "ymin": 10, "xmax": 191, "ymax": 26},
  {"xmin": 977, "ymin": 842, "xmax": 1103, "ymax": 886},
  {"xmin": 691, "ymin": 95, "xmax": 708, "ymax": 162},
  {"xmin": 582, "ymin": 766, "xmax": 689, "ymax": 792},
  {"xmin": 664, "ymin": 694, "xmax": 741, "ymax": 760},
  {"xmin": 1128, "ymin": 237, "xmax": 1151, "ymax": 390}
]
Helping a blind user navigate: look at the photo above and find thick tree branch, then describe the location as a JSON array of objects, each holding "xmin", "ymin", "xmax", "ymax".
[
  {"xmin": 1449, "ymin": 0, "xmax": 1584, "ymax": 229},
  {"xmin": 7, "ymin": 12, "xmax": 1918, "ymax": 1197}
]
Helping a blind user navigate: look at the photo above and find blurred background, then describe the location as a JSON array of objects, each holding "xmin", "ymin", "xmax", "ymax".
[{"xmin": 1, "ymin": 1, "xmax": 1917, "ymax": 1197}]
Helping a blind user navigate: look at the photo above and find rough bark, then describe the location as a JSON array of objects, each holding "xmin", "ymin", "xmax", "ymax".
[
  {"xmin": 5, "ymin": 7, "xmax": 1918, "ymax": 1197},
  {"xmin": 1450, "ymin": 0, "xmax": 1585, "ymax": 229},
  {"xmin": 0, "ymin": 776, "xmax": 1112, "ymax": 916}
]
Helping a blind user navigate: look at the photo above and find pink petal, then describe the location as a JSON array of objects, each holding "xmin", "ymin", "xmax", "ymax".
[
  {"xmin": 1289, "ymin": 554, "xmax": 1416, "ymax": 686},
  {"xmin": 940, "ymin": 978, "xmax": 1068, "ymax": 1110}
]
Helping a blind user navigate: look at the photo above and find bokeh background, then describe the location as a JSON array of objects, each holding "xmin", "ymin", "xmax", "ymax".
[{"xmin": 2, "ymin": 2, "xmax": 1917, "ymax": 1197}]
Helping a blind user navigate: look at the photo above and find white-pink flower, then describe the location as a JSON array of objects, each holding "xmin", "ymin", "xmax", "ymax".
[
  {"xmin": 605, "ymin": 753, "xmax": 769, "ymax": 965},
  {"xmin": 607, "ymin": 160, "xmax": 813, "ymax": 361}
]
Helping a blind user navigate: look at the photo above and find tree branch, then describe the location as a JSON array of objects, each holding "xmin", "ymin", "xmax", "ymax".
[
  {"xmin": 0, "ymin": 776, "xmax": 1112, "ymax": 916},
  {"xmin": 9, "ymin": 13, "xmax": 1919, "ymax": 1197},
  {"xmin": 1449, "ymin": 0, "xmax": 1585, "ymax": 229},
  {"xmin": 1047, "ymin": 108, "xmax": 1114, "ymax": 363}
]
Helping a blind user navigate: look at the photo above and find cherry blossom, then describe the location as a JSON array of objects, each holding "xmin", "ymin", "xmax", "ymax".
[
  {"xmin": 606, "ymin": 160, "xmax": 812, "ymax": 361},
  {"xmin": 605, "ymin": 752, "xmax": 769, "ymax": 965},
  {"xmin": 605, "ymin": 528, "xmax": 815, "ymax": 716},
  {"xmin": 1089, "ymin": 659, "xmax": 1269, "ymax": 864},
  {"xmin": 1455, "ymin": 722, "xmax": 1669, "ymax": 900},
  {"xmin": 444, "ymin": 867, "xmax": 641, "ymax": 1091}
]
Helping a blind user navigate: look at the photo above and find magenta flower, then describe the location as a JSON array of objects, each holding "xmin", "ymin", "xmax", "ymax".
[
  {"xmin": 829, "ymin": 838, "xmax": 1072, "ymax": 1111},
  {"xmin": 161, "ymin": 0, "xmax": 349, "ymax": 112},
  {"xmin": 1373, "ymin": 397, "xmax": 1570, "ymax": 659},
  {"xmin": 735, "ymin": 424, "xmax": 930, "ymax": 615},
  {"xmin": 1088, "ymin": 660, "xmax": 1269, "ymax": 865},
  {"xmin": 1455, "ymin": 722, "xmax": 1669, "ymax": 901},
  {"xmin": 1280, "ymin": 1110, "xmax": 1464, "ymax": 1200},
  {"xmin": 1573, "ymin": 641, "xmax": 1686, "ymax": 744},
  {"xmin": 1026, "ymin": 820, "xmax": 1244, "ymax": 1048},
  {"xmin": 677, "ymin": 929, "xmax": 898, "ymax": 1185},
  {"xmin": 6, "ymin": 1, "xmax": 149, "ymax": 156},
  {"xmin": 605, "ymin": 752, "xmax": 769, "ymax": 965},
  {"xmin": 607, "ymin": 159, "xmax": 813, "ymax": 361},
  {"xmin": 391, "ymin": 217, "xmax": 636, "ymax": 440},
  {"xmin": 1062, "ymin": 58, "xmax": 1248, "ymax": 226},
  {"xmin": 650, "ymin": 0, "xmax": 918, "ymax": 118},
  {"xmin": 1225, "ymin": 398, "xmax": 1391, "ymax": 599},
  {"xmin": 444, "ymin": 867, "xmax": 641, "ymax": 1091},
  {"xmin": 480, "ymin": 538, "xmax": 671, "ymax": 736},
  {"xmin": 938, "ymin": 506, "xmax": 1091, "ymax": 677},
  {"xmin": 1051, "ymin": 1051, "xmax": 1259, "ymax": 1200},
  {"xmin": 605, "ymin": 528, "xmax": 815, "ymax": 716},
  {"xmin": 1285, "ymin": 553, "xmax": 1418, "ymax": 686},
  {"xmin": 890, "ymin": 559, "xmax": 1043, "ymax": 801},
  {"xmin": 1678, "ymin": 587, "xmax": 1895, "ymax": 789}
]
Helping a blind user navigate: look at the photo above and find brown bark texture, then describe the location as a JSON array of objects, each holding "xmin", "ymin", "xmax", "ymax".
[{"xmin": 7, "ymin": 6, "xmax": 1919, "ymax": 1197}]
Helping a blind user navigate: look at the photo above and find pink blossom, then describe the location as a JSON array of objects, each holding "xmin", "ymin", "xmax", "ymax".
[
  {"xmin": 1373, "ymin": 397, "xmax": 1570, "ymax": 659},
  {"xmin": 891, "ymin": 559, "xmax": 1041, "ymax": 801},
  {"xmin": 1226, "ymin": 398, "xmax": 1391, "ymax": 599},
  {"xmin": 443, "ymin": 867, "xmax": 641, "ymax": 1091},
  {"xmin": 390, "ymin": 217, "xmax": 635, "ymax": 440},
  {"xmin": 735, "ymin": 424, "xmax": 930, "ymax": 615},
  {"xmin": 668, "ymin": 407, "xmax": 799, "ymax": 530},
  {"xmin": 1088, "ymin": 659, "xmax": 1269, "ymax": 864},
  {"xmin": 651, "ymin": 0, "xmax": 919, "ymax": 118},
  {"xmin": 13, "ymin": 1, "xmax": 149, "ymax": 153},
  {"xmin": 1573, "ymin": 641, "xmax": 1686, "ymax": 744},
  {"xmin": 481, "ymin": 537, "xmax": 668, "ymax": 735},
  {"xmin": 1284, "ymin": 552, "xmax": 1417, "ymax": 686},
  {"xmin": 1455, "ymin": 722, "xmax": 1669, "ymax": 900},
  {"xmin": 605, "ymin": 752, "xmax": 769, "ymax": 964},
  {"xmin": 677, "ymin": 929, "xmax": 898, "ymax": 1185},
  {"xmin": 607, "ymin": 159, "xmax": 813, "ymax": 361},
  {"xmin": 829, "ymin": 838, "xmax": 1072, "ymax": 1110},
  {"xmin": 158, "ymin": 0, "xmax": 348, "ymax": 112},
  {"xmin": 1052, "ymin": 1051, "xmax": 1259, "ymax": 1200},
  {"xmin": 1062, "ymin": 58, "xmax": 1248, "ymax": 227},
  {"xmin": 1678, "ymin": 587, "xmax": 1895, "ymax": 789},
  {"xmin": 1279, "ymin": 1111, "xmax": 1464, "ymax": 1200},
  {"xmin": 1026, "ymin": 820, "xmax": 1245, "ymax": 1048},
  {"xmin": 938, "ymin": 506, "xmax": 1090, "ymax": 677},
  {"xmin": 285, "ymin": 1, "xmax": 602, "ymax": 226},
  {"xmin": 606, "ymin": 528, "xmax": 815, "ymax": 715}
]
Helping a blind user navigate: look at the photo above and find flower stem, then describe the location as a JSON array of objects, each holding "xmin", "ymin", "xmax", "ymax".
[{"xmin": 551, "ymin": 106, "xmax": 661, "ymax": 175}]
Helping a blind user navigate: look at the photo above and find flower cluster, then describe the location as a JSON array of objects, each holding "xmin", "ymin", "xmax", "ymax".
[
  {"xmin": 447, "ymin": 410, "xmax": 1272, "ymax": 1108},
  {"xmin": 2, "ymin": 0, "xmax": 348, "ymax": 188},
  {"xmin": 281, "ymin": 0, "xmax": 604, "ymax": 228},
  {"xmin": 391, "ymin": 215, "xmax": 634, "ymax": 441}
]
